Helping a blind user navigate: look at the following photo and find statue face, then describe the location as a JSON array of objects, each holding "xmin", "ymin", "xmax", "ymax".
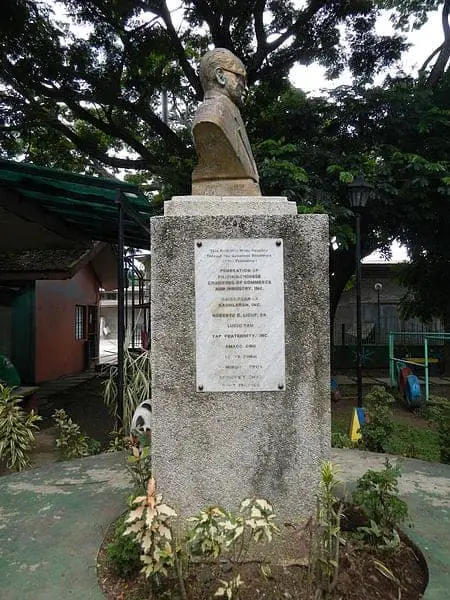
[{"xmin": 215, "ymin": 64, "xmax": 247, "ymax": 108}]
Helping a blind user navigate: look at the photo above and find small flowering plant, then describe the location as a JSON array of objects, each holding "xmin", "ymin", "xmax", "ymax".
[
  {"xmin": 123, "ymin": 484, "xmax": 278, "ymax": 600},
  {"xmin": 187, "ymin": 498, "xmax": 278, "ymax": 560},
  {"xmin": 187, "ymin": 497, "xmax": 279, "ymax": 599},
  {"xmin": 124, "ymin": 478, "xmax": 177, "ymax": 577}
]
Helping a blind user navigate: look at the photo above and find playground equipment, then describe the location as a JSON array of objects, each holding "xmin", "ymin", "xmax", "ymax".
[{"xmin": 389, "ymin": 331, "xmax": 450, "ymax": 407}]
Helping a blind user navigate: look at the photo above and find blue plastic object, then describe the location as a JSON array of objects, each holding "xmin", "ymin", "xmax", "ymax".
[{"xmin": 405, "ymin": 374, "xmax": 422, "ymax": 409}]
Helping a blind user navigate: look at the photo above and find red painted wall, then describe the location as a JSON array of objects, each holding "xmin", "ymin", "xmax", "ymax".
[{"xmin": 35, "ymin": 265, "xmax": 100, "ymax": 382}]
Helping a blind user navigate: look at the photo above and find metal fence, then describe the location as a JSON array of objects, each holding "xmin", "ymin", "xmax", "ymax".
[{"xmin": 334, "ymin": 319, "xmax": 445, "ymax": 346}]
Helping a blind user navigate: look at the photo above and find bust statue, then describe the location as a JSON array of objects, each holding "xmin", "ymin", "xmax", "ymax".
[{"xmin": 191, "ymin": 48, "xmax": 261, "ymax": 196}]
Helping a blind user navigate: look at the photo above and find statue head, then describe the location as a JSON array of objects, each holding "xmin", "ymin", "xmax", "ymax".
[{"xmin": 198, "ymin": 48, "xmax": 247, "ymax": 108}]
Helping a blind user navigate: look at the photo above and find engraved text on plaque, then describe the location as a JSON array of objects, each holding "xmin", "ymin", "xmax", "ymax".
[{"xmin": 195, "ymin": 238, "xmax": 285, "ymax": 392}]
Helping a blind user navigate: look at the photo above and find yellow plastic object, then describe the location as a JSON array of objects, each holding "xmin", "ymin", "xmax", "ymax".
[{"xmin": 349, "ymin": 407, "xmax": 365, "ymax": 442}]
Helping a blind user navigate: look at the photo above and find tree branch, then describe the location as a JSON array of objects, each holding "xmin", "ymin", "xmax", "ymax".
[
  {"xmin": 253, "ymin": 0, "xmax": 267, "ymax": 51},
  {"xmin": 191, "ymin": 0, "xmax": 234, "ymax": 49},
  {"xmin": 425, "ymin": 0, "xmax": 450, "ymax": 87},
  {"xmin": 248, "ymin": 0, "xmax": 324, "ymax": 79},
  {"xmin": 33, "ymin": 78, "xmax": 190, "ymax": 159},
  {"xmin": 158, "ymin": 0, "xmax": 203, "ymax": 99},
  {"xmin": 49, "ymin": 117, "xmax": 152, "ymax": 170},
  {"xmin": 420, "ymin": 42, "xmax": 444, "ymax": 75}
]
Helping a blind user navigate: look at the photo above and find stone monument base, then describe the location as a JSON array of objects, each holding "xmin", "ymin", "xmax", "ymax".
[
  {"xmin": 164, "ymin": 195, "xmax": 297, "ymax": 216},
  {"xmin": 191, "ymin": 178, "xmax": 261, "ymax": 196},
  {"xmin": 151, "ymin": 199, "xmax": 330, "ymax": 521}
]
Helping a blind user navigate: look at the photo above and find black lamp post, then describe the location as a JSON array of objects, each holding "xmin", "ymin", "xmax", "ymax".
[
  {"xmin": 348, "ymin": 174, "xmax": 372, "ymax": 408},
  {"xmin": 374, "ymin": 282, "xmax": 383, "ymax": 344}
]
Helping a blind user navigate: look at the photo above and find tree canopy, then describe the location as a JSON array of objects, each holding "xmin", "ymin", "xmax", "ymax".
[{"xmin": 1, "ymin": 0, "xmax": 414, "ymax": 177}]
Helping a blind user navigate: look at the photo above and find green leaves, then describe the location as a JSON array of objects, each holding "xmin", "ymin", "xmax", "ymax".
[
  {"xmin": 52, "ymin": 408, "xmax": 99, "ymax": 459},
  {"xmin": 360, "ymin": 386, "xmax": 396, "ymax": 453},
  {"xmin": 0, "ymin": 384, "xmax": 42, "ymax": 471},
  {"xmin": 103, "ymin": 342, "xmax": 150, "ymax": 430},
  {"xmin": 352, "ymin": 458, "xmax": 409, "ymax": 547},
  {"xmin": 308, "ymin": 461, "xmax": 343, "ymax": 596},
  {"xmin": 124, "ymin": 478, "xmax": 178, "ymax": 578},
  {"xmin": 186, "ymin": 498, "xmax": 279, "ymax": 564}
]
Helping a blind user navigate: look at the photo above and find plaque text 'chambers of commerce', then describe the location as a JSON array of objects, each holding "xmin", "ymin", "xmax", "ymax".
[{"xmin": 195, "ymin": 238, "xmax": 286, "ymax": 392}]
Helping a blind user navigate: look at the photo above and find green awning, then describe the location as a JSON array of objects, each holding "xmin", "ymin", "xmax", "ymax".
[{"xmin": 0, "ymin": 159, "xmax": 154, "ymax": 248}]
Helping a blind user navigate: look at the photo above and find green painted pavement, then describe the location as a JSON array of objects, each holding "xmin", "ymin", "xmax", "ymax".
[
  {"xmin": 0, "ymin": 450, "xmax": 449, "ymax": 599},
  {"xmin": 0, "ymin": 453, "xmax": 130, "ymax": 600}
]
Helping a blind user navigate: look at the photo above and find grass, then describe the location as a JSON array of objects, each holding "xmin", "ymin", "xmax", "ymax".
[
  {"xmin": 385, "ymin": 422, "xmax": 440, "ymax": 462},
  {"xmin": 331, "ymin": 388, "xmax": 441, "ymax": 462}
]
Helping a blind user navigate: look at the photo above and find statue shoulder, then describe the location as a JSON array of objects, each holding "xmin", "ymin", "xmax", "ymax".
[{"xmin": 192, "ymin": 94, "xmax": 237, "ymax": 131}]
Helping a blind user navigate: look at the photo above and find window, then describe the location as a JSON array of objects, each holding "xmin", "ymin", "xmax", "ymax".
[{"xmin": 75, "ymin": 305, "xmax": 86, "ymax": 340}]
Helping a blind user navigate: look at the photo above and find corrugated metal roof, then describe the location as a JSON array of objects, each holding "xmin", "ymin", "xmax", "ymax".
[{"xmin": 0, "ymin": 159, "xmax": 153, "ymax": 248}]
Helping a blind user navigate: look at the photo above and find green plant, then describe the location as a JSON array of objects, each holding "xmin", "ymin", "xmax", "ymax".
[
  {"xmin": 127, "ymin": 431, "xmax": 152, "ymax": 492},
  {"xmin": 124, "ymin": 477, "xmax": 278, "ymax": 600},
  {"xmin": 360, "ymin": 386, "xmax": 395, "ymax": 453},
  {"xmin": 352, "ymin": 459, "xmax": 408, "ymax": 547},
  {"xmin": 420, "ymin": 395, "xmax": 450, "ymax": 464},
  {"xmin": 187, "ymin": 498, "xmax": 278, "ymax": 599},
  {"xmin": 52, "ymin": 408, "xmax": 100, "ymax": 459},
  {"xmin": 215, "ymin": 574, "xmax": 244, "ymax": 599},
  {"xmin": 0, "ymin": 384, "xmax": 42, "ymax": 471},
  {"xmin": 87, "ymin": 437, "xmax": 101, "ymax": 455},
  {"xmin": 308, "ymin": 461, "xmax": 344, "ymax": 599},
  {"xmin": 331, "ymin": 431, "xmax": 356, "ymax": 449},
  {"xmin": 106, "ymin": 512, "xmax": 142, "ymax": 577},
  {"xmin": 107, "ymin": 429, "xmax": 128, "ymax": 452},
  {"xmin": 124, "ymin": 478, "xmax": 188, "ymax": 598},
  {"xmin": 103, "ymin": 334, "xmax": 151, "ymax": 430}
]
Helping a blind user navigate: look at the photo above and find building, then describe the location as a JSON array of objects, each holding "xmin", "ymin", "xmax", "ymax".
[
  {"xmin": 0, "ymin": 158, "xmax": 151, "ymax": 385},
  {"xmin": 333, "ymin": 263, "xmax": 443, "ymax": 369},
  {"xmin": 0, "ymin": 243, "xmax": 117, "ymax": 383}
]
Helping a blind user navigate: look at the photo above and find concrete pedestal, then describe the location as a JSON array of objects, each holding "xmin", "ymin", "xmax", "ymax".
[{"xmin": 151, "ymin": 197, "xmax": 330, "ymax": 520}]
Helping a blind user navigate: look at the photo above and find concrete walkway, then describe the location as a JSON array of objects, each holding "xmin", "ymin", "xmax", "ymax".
[{"xmin": 0, "ymin": 450, "xmax": 449, "ymax": 599}]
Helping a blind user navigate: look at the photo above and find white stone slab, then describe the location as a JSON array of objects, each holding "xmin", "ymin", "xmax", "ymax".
[
  {"xmin": 195, "ymin": 238, "xmax": 286, "ymax": 392},
  {"xmin": 165, "ymin": 195, "xmax": 297, "ymax": 216}
]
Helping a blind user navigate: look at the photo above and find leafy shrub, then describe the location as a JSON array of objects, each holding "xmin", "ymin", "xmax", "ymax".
[
  {"xmin": 331, "ymin": 431, "xmax": 356, "ymax": 449},
  {"xmin": 107, "ymin": 429, "xmax": 128, "ymax": 452},
  {"xmin": 352, "ymin": 458, "xmax": 408, "ymax": 547},
  {"xmin": 360, "ymin": 386, "xmax": 395, "ymax": 453},
  {"xmin": 103, "ymin": 344, "xmax": 151, "ymax": 430},
  {"xmin": 124, "ymin": 478, "xmax": 180, "ymax": 580},
  {"xmin": 308, "ymin": 461, "xmax": 344, "ymax": 598},
  {"xmin": 53, "ymin": 408, "xmax": 100, "ymax": 459},
  {"xmin": 420, "ymin": 395, "xmax": 450, "ymax": 464},
  {"xmin": 127, "ymin": 431, "xmax": 152, "ymax": 492},
  {"xmin": 0, "ymin": 384, "xmax": 42, "ymax": 471},
  {"xmin": 106, "ymin": 513, "xmax": 141, "ymax": 577},
  {"xmin": 124, "ymin": 478, "xmax": 278, "ymax": 599},
  {"xmin": 186, "ymin": 497, "xmax": 278, "ymax": 598}
]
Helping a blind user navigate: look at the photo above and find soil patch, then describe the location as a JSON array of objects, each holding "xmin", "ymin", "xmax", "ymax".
[{"xmin": 97, "ymin": 507, "xmax": 428, "ymax": 600}]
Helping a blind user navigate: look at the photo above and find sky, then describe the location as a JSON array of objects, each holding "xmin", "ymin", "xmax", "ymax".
[{"xmin": 291, "ymin": 8, "xmax": 443, "ymax": 94}]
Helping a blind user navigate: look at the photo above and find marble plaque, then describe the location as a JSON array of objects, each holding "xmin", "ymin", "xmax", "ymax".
[{"xmin": 195, "ymin": 238, "xmax": 285, "ymax": 392}]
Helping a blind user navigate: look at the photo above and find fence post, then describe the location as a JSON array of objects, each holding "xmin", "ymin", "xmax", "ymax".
[
  {"xmin": 424, "ymin": 337, "xmax": 429, "ymax": 403},
  {"xmin": 389, "ymin": 332, "xmax": 395, "ymax": 386}
]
